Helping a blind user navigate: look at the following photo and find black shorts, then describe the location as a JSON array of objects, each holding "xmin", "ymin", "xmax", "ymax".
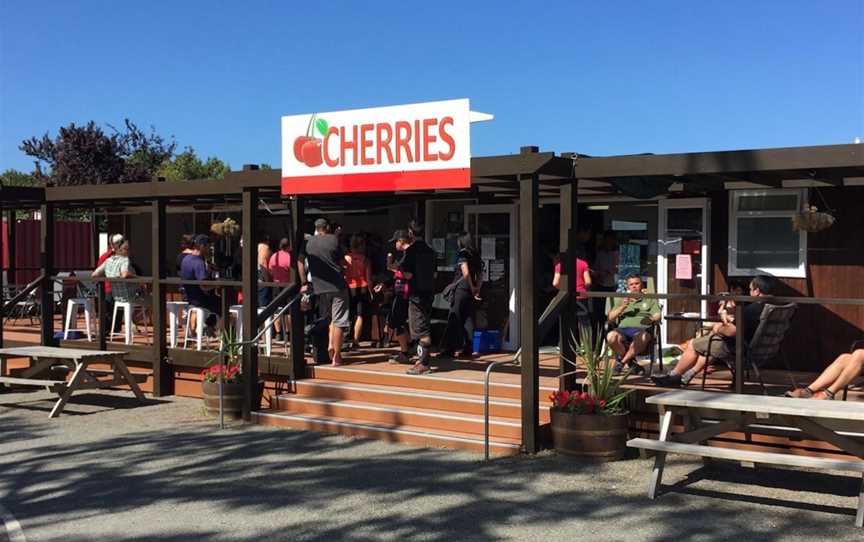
[
  {"xmin": 349, "ymin": 287, "xmax": 370, "ymax": 319},
  {"xmin": 408, "ymin": 293, "xmax": 433, "ymax": 340},
  {"xmin": 387, "ymin": 296, "xmax": 409, "ymax": 335}
]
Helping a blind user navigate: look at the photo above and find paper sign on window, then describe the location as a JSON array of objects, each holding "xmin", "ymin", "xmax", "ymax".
[{"xmin": 675, "ymin": 254, "xmax": 692, "ymax": 280}]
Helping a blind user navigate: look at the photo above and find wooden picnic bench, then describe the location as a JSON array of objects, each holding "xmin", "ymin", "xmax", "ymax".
[
  {"xmin": 0, "ymin": 346, "xmax": 147, "ymax": 418},
  {"xmin": 627, "ymin": 389, "xmax": 864, "ymax": 527}
]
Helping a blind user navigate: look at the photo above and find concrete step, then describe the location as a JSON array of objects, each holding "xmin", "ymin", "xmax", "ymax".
[
  {"xmin": 252, "ymin": 410, "xmax": 522, "ymax": 456},
  {"xmin": 271, "ymin": 396, "xmax": 523, "ymax": 439},
  {"xmin": 286, "ymin": 379, "xmax": 551, "ymax": 422}
]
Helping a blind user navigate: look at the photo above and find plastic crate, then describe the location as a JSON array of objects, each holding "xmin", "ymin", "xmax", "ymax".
[{"xmin": 472, "ymin": 330, "xmax": 502, "ymax": 354}]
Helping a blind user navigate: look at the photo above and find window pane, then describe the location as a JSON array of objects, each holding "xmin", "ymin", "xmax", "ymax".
[
  {"xmin": 737, "ymin": 194, "xmax": 798, "ymax": 212},
  {"xmin": 736, "ymin": 217, "xmax": 800, "ymax": 269}
]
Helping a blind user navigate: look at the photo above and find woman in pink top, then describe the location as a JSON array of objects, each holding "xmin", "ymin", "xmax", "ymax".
[
  {"xmin": 552, "ymin": 255, "xmax": 593, "ymax": 331},
  {"xmin": 268, "ymin": 238, "xmax": 292, "ymax": 340}
]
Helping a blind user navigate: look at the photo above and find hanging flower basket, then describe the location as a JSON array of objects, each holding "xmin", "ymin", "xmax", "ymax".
[
  {"xmin": 791, "ymin": 206, "xmax": 835, "ymax": 233},
  {"xmin": 210, "ymin": 217, "xmax": 240, "ymax": 238}
]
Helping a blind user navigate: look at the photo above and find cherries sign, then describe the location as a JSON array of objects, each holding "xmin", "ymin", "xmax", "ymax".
[{"xmin": 293, "ymin": 115, "xmax": 329, "ymax": 168}]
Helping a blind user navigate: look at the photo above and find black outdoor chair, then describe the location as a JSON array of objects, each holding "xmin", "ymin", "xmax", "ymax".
[
  {"xmin": 700, "ymin": 302, "xmax": 797, "ymax": 394},
  {"xmin": 603, "ymin": 317, "xmax": 664, "ymax": 376}
]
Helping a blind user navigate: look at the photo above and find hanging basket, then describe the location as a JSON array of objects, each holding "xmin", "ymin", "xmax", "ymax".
[
  {"xmin": 210, "ymin": 217, "xmax": 240, "ymax": 238},
  {"xmin": 792, "ymin": 206, "xmax": 835, "ymax": 233}
]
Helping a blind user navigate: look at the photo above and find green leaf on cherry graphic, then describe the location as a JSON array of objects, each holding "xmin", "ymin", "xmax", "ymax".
[{"xmin": 315, "ymin": 118, "xmax": 329, "ymax": 137}]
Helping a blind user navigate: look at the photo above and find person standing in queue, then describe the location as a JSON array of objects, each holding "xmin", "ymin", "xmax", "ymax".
[
  {"xmin": 299, "ymin": 218, "xmax": 351, "ymax": 366},
  {"xmin": 439, "ymin": 232, "xmax": 483, "ymax": 359},
  {"xmin": 390, "ymin": 227, "xmax": 436, "ymax": 375}
]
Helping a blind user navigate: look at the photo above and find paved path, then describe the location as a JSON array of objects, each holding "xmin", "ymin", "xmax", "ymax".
[{"xmin": 1, "ymin": 389, "xmax": 862, "ymax": 541}]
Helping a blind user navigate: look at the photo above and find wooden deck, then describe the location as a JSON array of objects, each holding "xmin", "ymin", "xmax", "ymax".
[{"xmin": 4, "ymin": 317, "xmax": 864, "ymax": 456}]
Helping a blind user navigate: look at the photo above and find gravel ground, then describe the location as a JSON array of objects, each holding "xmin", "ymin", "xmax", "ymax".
[{"xmin": 1, "ymin": 388, "xmax": 862, "ymax": 542}]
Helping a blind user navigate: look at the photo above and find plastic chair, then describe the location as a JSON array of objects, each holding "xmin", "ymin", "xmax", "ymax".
[
  {"xmin": 166, "ymin": 301, "xmax": 188, "ymax": 348},
  {"xmin": 110, "ymin": 301, "xmax": 149, "ymax": 345},
  {"xmin": 63, "ymin": 298, "xmax": 95, "ymax": 341}
]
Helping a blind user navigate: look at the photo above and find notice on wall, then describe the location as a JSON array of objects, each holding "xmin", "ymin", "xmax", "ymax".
[
  {"xmin": 481, "ymin": 236, "xmax": 496, "ymax": 260},
  {"xmin": 675, "ymin": 254, "xmax": 693, "ymax": 280},
  {"xmin": 489, "ymin": 259, "xmax": 506, "ymax": 283}
]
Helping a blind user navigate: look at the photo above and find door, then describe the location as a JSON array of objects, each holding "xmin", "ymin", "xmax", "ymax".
[
  {"xmin": 657, "ymin": 198, "xmax": 710, "ymax": 347},
  {"xmin": 464, "ymin": 205, "xmax": 519, "ymax": 350}
]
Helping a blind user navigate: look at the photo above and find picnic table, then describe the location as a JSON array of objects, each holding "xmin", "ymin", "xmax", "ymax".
[
  {"xmin": 628, "ymin": 389, "xmax": 864, "ymax": 527},
  {"xmin": 0, "ymin": 346, "xmax": 146, "ymax": 418}
]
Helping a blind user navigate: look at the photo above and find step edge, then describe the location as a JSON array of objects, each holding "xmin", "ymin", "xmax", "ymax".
[
  {"xmin": 309, "ymin": 365, "xmax": 558, "ymax": 391},
  {"xmin": 253, "ymin": 411, "xmax": 522, "ymax": 449},
  {"xmin": 290, "ymin": 380, "xmax": 527, "ymax": 406},
  {"xmin": 271, "ymin": 397, "xmax": 522, "ymax": 426}
]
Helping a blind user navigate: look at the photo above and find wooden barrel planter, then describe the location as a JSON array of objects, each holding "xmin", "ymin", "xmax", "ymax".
[
  {"xmin": 202, "ymin": 381, "xmax": 244, "ymax": 419},
  {"xmin": 550, "ymin": 409, "xmax": 629, "ymax": 461}
]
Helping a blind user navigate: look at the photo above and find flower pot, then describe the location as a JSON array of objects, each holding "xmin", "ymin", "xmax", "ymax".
[
  {"xmin": 550, "ymin": 409, "xmax": 629, "ymax": 461},
  {"xmin": 201, "ymin": 380, "xmax": 244, "ymax": 419},
  {"xmin": 201, "ymin": 380, "xmax": 266, "ymax": 418}
]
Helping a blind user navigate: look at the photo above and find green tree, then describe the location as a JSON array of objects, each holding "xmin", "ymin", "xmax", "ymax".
[
  {"xmin": 157, "ymin": 147, "xmax": 230, "ymax": 181},
  {"xmin": 0, "ymin": 169, "xmax": 38, "ymax": 187}
]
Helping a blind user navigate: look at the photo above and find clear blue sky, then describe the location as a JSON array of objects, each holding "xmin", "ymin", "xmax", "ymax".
[{"xmin": 1, "ymin": 0, "xmax": 862, "ymax": 173}]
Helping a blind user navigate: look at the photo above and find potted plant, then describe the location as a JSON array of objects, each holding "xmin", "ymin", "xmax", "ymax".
[
  {"xmin": 550, "ymin": 325, "xmax": 633, "ymax": 461},
  {"xmin": 201, "ymin": 328, "xmax": 244, "ymax": 418}
]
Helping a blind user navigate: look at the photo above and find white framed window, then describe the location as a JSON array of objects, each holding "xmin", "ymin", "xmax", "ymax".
[{"xmin": 728, "ymin": 189, "xmax": 807, "ymax": 278}]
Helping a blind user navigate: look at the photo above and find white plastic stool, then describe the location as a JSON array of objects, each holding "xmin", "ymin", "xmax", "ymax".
[
  {"xmin": 63, "ymin": 298, "xmax": 95, "ymax": 341},
  {"xmin": 166, "ymin": 301, "xmax": 188, "ymax": 348},
  {"xmin": 229, "ymin": 304, "xmax": 273, "ymax": 356},
  {"xmin": 110, "ymin": 301, "xmax": 148, "ymax": 345},
  {"xmin": 182, "ymin": 306, "xmax": 209, "ymax": 351}
]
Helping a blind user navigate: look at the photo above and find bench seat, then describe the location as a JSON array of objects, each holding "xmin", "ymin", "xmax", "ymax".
[{"xmin": 628, "ymin": 437, "xmax": 864, "ymax": 472}]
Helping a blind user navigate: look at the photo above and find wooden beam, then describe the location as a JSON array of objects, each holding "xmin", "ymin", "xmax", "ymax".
[
  {"xmin": 151, "ymin": 199, "xmax": 172, "ymax": 396},
  {"xmin": 7, "ymin": 211, "xmax": 15, "ymax": 286},
  {"xmin": 289, "ymin": 197, "xmax": 306, "ymax": 380},
  {"xmin": 573, "ymin": 144, "xmax": 864, "ymax": 179},
  {"xmin": 242, "ymin": 188, "xmax": 259, "ymax": 420},
  {"xmin": 520, "ymin": 174, "xmax": 540, "ymax": 453},
  {"xmin": 40, "ymin": 203, "xmax": 56, "ymax": 346}
]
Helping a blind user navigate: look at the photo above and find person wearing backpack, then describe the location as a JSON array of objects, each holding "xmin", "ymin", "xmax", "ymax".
[
  {"xmin": 390, "ymin": 227, "xmax": 436, "ymax": 374},
  {"xmin": 439, "ymin": 232, "xmax": 482, "ymax": 360}
]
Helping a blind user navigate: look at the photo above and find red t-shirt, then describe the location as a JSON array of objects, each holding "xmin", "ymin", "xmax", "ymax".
[
  {"xmin": 554, "ymin": 258, "xmax": 590, "ymax": 294},
  {"xmin": 97, "ymin": 249, "xmax": 114, "ymax": 294}
]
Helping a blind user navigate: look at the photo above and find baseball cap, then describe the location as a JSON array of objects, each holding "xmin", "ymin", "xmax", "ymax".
[
  {"xmin": 389, "ymin": 229, "xmax": 409, "ymax": 243},
  {"xmin": 193, "ymin": 234, "xmax": 211, "ymax": 247},
  {"xmin": 110, "ymin": 233, "xmax": 125, "ymax": 248},
  {"xmin": 314, "ymin": 217, "xmax": 329, "ymax": 230}
]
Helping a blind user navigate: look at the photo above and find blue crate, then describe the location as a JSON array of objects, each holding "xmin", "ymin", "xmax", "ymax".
[{"xmin": 472, "ymin": 330, "xmax": 502, "ymax": 354}]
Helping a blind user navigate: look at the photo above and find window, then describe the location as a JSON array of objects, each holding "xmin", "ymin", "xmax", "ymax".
[{"xmin": 728, "ymin": 189, "xmax": 807, "ymax": 278}]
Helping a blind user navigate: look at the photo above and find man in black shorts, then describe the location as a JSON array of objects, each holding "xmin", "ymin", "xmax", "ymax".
[
  {"xmin": 300, "ymin": 218, "xmax": 351, "ymax": 366},
  {"xmin": 390, "ymin": 228, "xmax": 436, "ymax": 375}
]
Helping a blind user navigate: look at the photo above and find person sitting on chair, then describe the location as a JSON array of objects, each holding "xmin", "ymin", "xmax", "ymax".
[
  {"xmin": 606, "ymin": 274, "xmax": 661, "ymax": 375},
  {"xmin": 651, "ymin": 275, "xmax": 771, "ymax": 388},
  {"xmin": 786, "ymin": 349, "xmax": 864, "ymax": 400}
]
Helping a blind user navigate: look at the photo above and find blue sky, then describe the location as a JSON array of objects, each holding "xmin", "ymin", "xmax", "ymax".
[{"xmin": 1, "ymin": 0, "xmax": 862, "ymax": 173}]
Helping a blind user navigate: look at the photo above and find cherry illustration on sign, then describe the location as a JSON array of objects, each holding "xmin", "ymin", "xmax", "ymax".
[{"xmin": 293, "ymin": 115, "xmax": 329, "ymax": 168}]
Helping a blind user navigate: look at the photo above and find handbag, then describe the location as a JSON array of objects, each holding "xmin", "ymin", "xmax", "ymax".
[{"xmin": 442, "ymin": 282, "xmax": 458, "ymax": 305}]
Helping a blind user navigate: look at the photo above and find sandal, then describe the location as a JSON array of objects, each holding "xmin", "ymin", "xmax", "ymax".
[
  {"xmin": 406, "ymin": 363, "xmax": 432, "ymax": 375},
  {"xmin": 784, "ymin": 387, "xmax": 814, "ymax": 398},
  {"xmin": 812, "ymin": 389, "xmax": 835, "ymax": 400}
]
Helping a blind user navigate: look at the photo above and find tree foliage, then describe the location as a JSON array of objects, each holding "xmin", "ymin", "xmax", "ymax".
[
  {"xmin": 19, "ymin": 119, "xmax": 176, "ymax": 186},
  {"xmin": 0, "ymin": 169, "xmax": 38, "ymax": 187},
  {"xmin": 156, "ymin": 147, "xmax": 230, "ymax": 181}
]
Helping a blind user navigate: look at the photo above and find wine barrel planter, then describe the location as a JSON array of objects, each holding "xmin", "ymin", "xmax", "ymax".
[
  {"xmin": 202, "ymin": 381, "xmax": 244, "ymax": 419},
  {"xmin": 550, "ymin": 409, "xmax": 629, "ymax": 461}
]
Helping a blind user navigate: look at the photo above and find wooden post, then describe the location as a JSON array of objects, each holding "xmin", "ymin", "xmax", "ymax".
[
  {"xmin": 151, "ymin": 199, "xmax": 172, "ymax": 396},
  {"xmin": 0, "ymin": 212, "xmax": 4, "ymax": 348},
  {"xmin": 289, "ymin": 197, "xmax": 306, "ymax": 380},
  {"xmin": 40, "ymin": 203, "xmax": 56, "ymax": 346},
  {"xmin": 241, "ymin": 188, "xmax": 259, "ymax": 420},
  {"xmin": 520, "ymin": 174, "xmax": 540, "ymax": 453},
  {"xmin": 7, "ymin": 210, "xmax": 16, "ymax": 286},
  {"xmin": 558, "ymin": 180, "xmax": 578, "ymax": 391},
  {"xmin": 735, "ymin": 303, "xmax": 744, "ymax": 394}
]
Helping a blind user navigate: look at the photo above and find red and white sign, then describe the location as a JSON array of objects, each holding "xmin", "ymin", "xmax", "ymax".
[{"xmin": 281, "ymin": 99, "xmax": 470, "ymax": 195}]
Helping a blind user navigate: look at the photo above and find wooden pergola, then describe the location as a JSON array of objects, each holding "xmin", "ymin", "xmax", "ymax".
[{"xmin": 3, "ymin": 142, "xmax": 864, "ymax": 454}]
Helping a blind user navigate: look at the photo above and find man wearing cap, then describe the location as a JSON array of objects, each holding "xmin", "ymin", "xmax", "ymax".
[
  {"xmin": 180, "ymin": 234, "xmax": 221, "ymax": 333},
  {"xmin": 300, "ymin": 218, "xmax": 351, "ymax": 366},
  {"xmin": 390, "ymin": 226, "xmax": 436, "ymax": 375}
]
